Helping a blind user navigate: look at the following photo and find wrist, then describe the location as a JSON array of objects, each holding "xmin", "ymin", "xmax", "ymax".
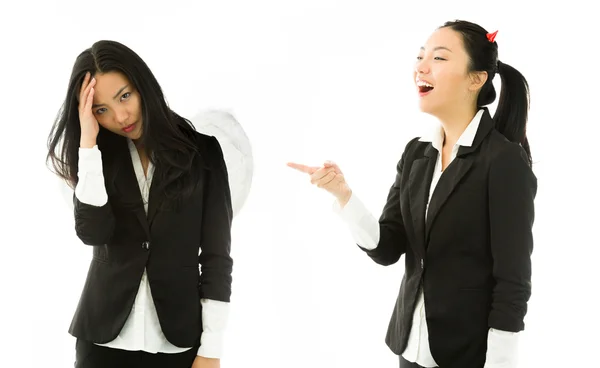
[
  {"xmin": 336, "ymin": 187, "xmax": 352, "ymax": 207},
  {"xmin": 80, "ymin": 138, "xmax": 97, "ymax": 149}
]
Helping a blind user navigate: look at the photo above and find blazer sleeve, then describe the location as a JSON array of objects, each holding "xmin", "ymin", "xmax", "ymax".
[
  {"xmin": 488, "ymin": 143, "xmax": 537, "ymax": 332},
  {"xmin": 359, "ymin": 137, "xmax": 417, "ymax": 266},
  {"xmin": 198, "ymin": 136, "xmax": 234, "ymax": 302},
  {"xmin": 73, "ymin": 146, "xmax": 116, "ymax": 245}
]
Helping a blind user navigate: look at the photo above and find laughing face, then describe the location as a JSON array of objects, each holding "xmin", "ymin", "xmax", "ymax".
[
  {"xmin": 414, "ymin": 27, "xmax": 487, "ymax": 118},
  {"xmin": 91, "ymin": 71, "xmax": 144, "ymax": 140}
]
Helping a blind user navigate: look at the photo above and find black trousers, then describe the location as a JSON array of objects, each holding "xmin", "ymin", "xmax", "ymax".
[
  {"xmin": 399, "ymin": 356, "xmax": 429, "ymax": 368},
  {"xmin": 75, "ymin": 339, "xmax": 200, "ymax": 368}
]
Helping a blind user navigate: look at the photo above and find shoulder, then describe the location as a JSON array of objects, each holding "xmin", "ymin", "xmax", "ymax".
[
  {"xmin": 486, "ymin": 129, "xmax": 529, "ymax": 166},
  {"xmin": 404, "ymin": 136, "xmax": 424, "ymax": 155},
  {"xmin": 189, "ymin": 130, "xmax": 225, "ymax": 170},
  {"xmin": 392, "ymin": 136, "xmax": 426, "ymax": 172},
  {"xmin": 175, "ymin": 114, "xmax": 222, "ymax": 154},
  {"xmin": 192, "ymin": 130, "xmax": 219, "ymax": 148},
  {"xmin": 485, "ymin": 130, "xmax": 537, "ymax": 187},
  {"xmin": 400, "ymin": 136, "xmax": 429, "ymax": 162}
]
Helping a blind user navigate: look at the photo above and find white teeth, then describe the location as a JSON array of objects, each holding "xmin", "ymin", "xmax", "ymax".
[{"xmin": 417, "ymin": 80, "xmax": 433, "ymax": 87}]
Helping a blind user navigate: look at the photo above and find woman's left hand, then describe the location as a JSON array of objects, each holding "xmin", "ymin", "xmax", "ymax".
[{"xmin": 191, "ymin": 356, "xmax": 220, "ymax": 368}]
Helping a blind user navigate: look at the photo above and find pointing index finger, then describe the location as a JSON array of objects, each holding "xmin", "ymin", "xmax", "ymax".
[{"xmin": 287, "ymin": 162, "xmax": 319, "ymax": 174}]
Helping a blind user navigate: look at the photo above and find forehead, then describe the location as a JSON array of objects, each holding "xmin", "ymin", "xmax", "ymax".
[
  {"xmin": 422, "ymin": 27, "xmax": 464, "ymax": 52},
  {"xmin": 93, "ymin": 71, "xmax": 130, "ymax": 95}
]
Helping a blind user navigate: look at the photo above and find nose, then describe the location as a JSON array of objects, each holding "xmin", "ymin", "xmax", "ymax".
[
  {"xmin": 114, "ymin": 107, "xmax": 130, "ymax": 126},
  {"xmin": 415, "ymin": 59, "xmax": 430, "ymax": 75}
]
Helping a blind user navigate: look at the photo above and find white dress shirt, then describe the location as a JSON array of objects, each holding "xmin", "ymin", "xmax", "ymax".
[
  {"xmin": 75, "ymin": 139, "xmax": 229, "ymax": 358},
  {"xmin": 333, "ymin": 109, "xmax": 520, "ymax": 368}
]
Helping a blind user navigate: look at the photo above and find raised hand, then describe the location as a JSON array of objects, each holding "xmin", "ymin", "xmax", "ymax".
[
  {"xmin": 78, "ymin": 72, "xmax": 100, "ymax": 148},
  {"xmin": 287, "ymin": 160, "xmax": 352, "ymax": 206}
]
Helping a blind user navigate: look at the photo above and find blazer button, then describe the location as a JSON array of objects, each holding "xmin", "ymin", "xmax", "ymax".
[{"xmin": 142, "ymin": 241, "xmax": 150, "ymax": 250}]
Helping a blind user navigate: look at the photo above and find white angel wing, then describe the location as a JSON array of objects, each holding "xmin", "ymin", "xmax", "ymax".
[{"xmin": 191, "ymin": 109, "xmax": 253, "ymax": 217}]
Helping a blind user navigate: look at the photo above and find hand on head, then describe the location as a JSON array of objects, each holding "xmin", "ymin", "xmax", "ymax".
[{"xmin": 79, "ymin": 72, "xmax": 100, "ymax": 148}]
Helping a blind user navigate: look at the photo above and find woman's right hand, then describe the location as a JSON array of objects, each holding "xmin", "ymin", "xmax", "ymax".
[
  {"xmin": 79, "ymin": 72, "xmax": 100, "ymax": 148},
  {"xmin": 287, "ymin": 160, "xmax": 353, "ymax": 207}
]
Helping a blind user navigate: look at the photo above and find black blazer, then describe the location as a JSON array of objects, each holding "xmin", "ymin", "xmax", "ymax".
[
  {"xmin": 361, "ymin": 108, "xmax": 537, "ymax": 368},
  {"xmin": 68, "ymin": 131, "xmax": 233, "ymax": 348}
]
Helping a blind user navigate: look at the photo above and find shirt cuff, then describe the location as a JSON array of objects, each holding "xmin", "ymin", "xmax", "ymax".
[
  {"xmin": 197, "ymin": 298, "xmax": 230, "ymax": 359},
  {"xmin": 74, "ymin": 146, "xmax": 108, "ymax": 206},
  {"xmin": 78, "ymin": 146, "xmax": 104, "ymax": 172},
  {"xmin": 483, "ymin": 328, "xmax": 520, "ymax": 368},
  {"xmin": 332, "ymin": 192, "xmax": 365, "ymax": 222},
  {"xmin": 332, "ymin": 193, "xmax": 379, "ymax": 250}
]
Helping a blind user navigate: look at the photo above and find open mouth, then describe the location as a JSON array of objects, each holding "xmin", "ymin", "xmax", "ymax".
[{"xmin": 417, "ymin": 80, "xmax": 434, "ymax": 94}]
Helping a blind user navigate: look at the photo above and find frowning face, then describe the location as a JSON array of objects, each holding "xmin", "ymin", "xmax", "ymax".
[{"xmin": 92, "ymin": 71, "xmax": 143, "ymax": 139}]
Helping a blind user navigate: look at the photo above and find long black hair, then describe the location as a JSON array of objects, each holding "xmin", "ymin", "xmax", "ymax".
[
  {"xmin": 47, "ymin": 40, "xmax": 203, "ymax": 206},
  {"xmin": 440, "ymin": 20, "xmax": 532, "ymax": 167}
]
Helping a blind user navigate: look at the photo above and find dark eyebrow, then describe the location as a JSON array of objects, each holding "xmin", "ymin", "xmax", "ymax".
[
  {"xmin": 91, "ymin": 85, "xmax": 130, "ymax": 108},
  {"xmin": 420, "ymin": 46, "xmax": 453, "ymax": 52}
]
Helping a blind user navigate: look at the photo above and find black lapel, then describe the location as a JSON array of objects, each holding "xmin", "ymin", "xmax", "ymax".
[
  {"xmin": 408, "ymin": 143, "xmax": 437, "ymax": 256},
  {"xmin": 424, "ymin": 108, "xmax": 495, "ymax": 242},
  {"xmin": 146, "ymin": 167, "xmax": 164, "ymax": 227},
  {"xmin": 113, "ymin": 139, "xmax": 151, "ymax": 239},
  {"xmin": 424, "ymin": 156, "xmax": 474, "ymax": 243}
]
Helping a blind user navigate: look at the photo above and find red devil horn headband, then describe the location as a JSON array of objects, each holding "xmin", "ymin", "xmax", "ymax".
[{"xmin": 486, "ymin": 30, "xmax": 498, "ymax": 43}]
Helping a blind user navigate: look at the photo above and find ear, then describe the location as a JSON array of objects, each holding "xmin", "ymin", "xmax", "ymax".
[{"xmin": 468, "ymin": 70, "xmax": 488, "ymax": 92}]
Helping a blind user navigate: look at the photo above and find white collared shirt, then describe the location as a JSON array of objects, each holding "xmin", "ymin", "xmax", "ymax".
[
  {"xmin": 333, "ymin": 109, "xmax": 519, "ymax": 368},
  {"xmin": 74, "ymin": 139, "xmax": 229, "ymax": 358}
]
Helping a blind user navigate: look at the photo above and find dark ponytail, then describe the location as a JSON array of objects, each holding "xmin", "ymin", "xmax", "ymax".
[
  {"xmin": 440, "ymin": 20, "xmax": 532, "ymax": 167},
  {"xmin": 494, "ymin": 61, "xmax": 532, "ymax": 166}
]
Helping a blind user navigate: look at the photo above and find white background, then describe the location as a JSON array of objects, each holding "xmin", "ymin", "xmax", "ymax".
[{"xmin": 1, "ymin": 1, "xmax": 598, "ymax": 367}]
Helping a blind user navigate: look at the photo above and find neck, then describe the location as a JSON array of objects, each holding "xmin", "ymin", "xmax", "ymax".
[
  {"xmin": 132, "ymin": 137, "xmax": 144, "ymax": 148},
  {"xmin": 437, "ymin": 106, "xmax": 478, "ymax": 148},
  {"xmin": 132, "ymin": 138, "xmax": 146, "ymax": 156}
]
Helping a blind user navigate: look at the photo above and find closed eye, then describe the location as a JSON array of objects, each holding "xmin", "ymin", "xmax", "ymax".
[{"xmin": 416, "ymin": 56, "xmax": 447, "ymax": 61}]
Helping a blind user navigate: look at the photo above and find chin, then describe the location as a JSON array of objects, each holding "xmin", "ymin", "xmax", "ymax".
[
  {"xmin": 128, "ymin": 124, "xmax": 143, "ymax": 140},
  {"xmin": 418, "ymin": 101, "xmax": 442, "ymax": 118},
  {"xmin": 115, "ymin": 128, "xmax": 142, "ymax": 140}
]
